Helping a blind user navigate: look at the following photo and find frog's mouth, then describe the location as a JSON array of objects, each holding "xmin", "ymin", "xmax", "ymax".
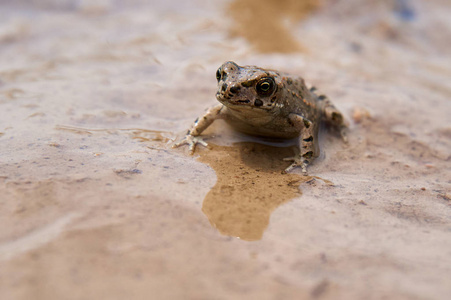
[
  {"xmin": 216, "ymin": 94, "xmax": 273, "ymax": 111},
  {"xmin": 235, "ymin": 99, "xmax": 250, "ymax": 104}
]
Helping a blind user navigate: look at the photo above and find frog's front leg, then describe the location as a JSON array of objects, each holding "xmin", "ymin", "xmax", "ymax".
[
  {"xmin": 173, "ymin": 104, "xmax": 226, "ymax": 154},
  {"xmin": 283, "ymin": 114, "xmax": 319, "ymax": 175}
]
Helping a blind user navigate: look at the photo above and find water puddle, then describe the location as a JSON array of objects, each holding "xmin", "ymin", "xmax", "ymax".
[
  {"xmin": 198, "ymin": 142, "xmax": 310, "ymax": 241},
  {"xmin": 228, "ymin": 0, "xmax": 320, "ymax": 53},
  {"xmin": 57, "ymin": 124, "xmax": 317, "ymax": 241}
]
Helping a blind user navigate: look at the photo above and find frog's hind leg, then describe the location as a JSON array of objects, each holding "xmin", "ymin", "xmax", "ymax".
[
  {"xmin": 318, "ymin": 94, "xmax": 348, "ymax": 143},
  {"xmin": 284, "ymin": 115, "xmax": 319, "ymax": 175}
]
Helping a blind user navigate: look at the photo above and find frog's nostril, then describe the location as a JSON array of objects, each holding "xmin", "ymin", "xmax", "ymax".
[{"xmin": 230, "ymin": 86, "xmax": 240, "ymax": 94}]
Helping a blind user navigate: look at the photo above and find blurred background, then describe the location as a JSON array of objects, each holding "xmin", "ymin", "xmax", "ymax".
[{"xmin": 1, "ymin": 0, "xmax": 450, "ymax": 299}]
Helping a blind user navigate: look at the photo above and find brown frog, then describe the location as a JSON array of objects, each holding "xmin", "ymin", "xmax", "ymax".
[{"xmin": 174, "ymin": 61, "xmax": 347, "ymax": 175}]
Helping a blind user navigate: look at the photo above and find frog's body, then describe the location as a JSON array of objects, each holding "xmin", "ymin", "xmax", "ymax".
[{"xmin": 174, "ymin": 61, "xmax": 347, "ymax": 174}]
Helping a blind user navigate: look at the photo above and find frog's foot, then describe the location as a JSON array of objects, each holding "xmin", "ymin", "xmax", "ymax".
[
  {"xmin": 173, "ymin": 135, "xmax": 208, "ymax": 154},
  {"xmin": 283, "ymin": 156, "xmax": 309, "ymax": 175}
]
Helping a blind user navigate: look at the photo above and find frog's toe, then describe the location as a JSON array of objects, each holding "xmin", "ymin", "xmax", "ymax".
[
  {"xmin": 173, "ymin": 139, "xmax": 188, "ymax": 149},
  {"xmin": 283, "ymin": 156, "xmax": 296, "ymax": 162},
  {"xmin": 285, "ymin": 163, "xmax": 308, "ymax": 175},
  {"xmin": 195, "ymin": 137, "xmax": 208, "ymax": 147},
  {"xmin": 173, "ymin": 135, "xmax": 208, "ymax": 154},
  {"xmin": 189, "ymin": 137, "xmax": 208, "ymax": 154},
  {"xmin": 173, "ymin": 140, "xmax": 185, "ymax": 148},
  {"xmin": 283, "ymin": 156, "xmax": 308, "ymax": 175}
]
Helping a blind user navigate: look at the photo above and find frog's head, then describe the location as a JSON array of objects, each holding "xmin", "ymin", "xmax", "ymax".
[{"xmin": 215, "ymin": 61, "xmax": 281, "ymax": 111}]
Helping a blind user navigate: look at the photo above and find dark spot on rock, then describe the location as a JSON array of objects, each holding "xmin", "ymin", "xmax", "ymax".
[
  {"xmin": 310, "ymin": 86, "xmax": 317, "ymax": 92},
  {"xmin": 254, "ymin": 99, "xmax": 263, "ymax": 107},
  {"xmin": 350, "ymin": 42, "xmax": 363, "ymax": 53},
  {"xmin": 311, "ymin": 280, "xmax": 330, "ymax": 298},
  {"xmin": 318, "ymin": 95, "xmax": 326, "ymax": 100}
]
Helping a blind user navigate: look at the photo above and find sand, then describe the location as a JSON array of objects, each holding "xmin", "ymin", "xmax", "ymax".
[{"xmin": 1, "ymin": 0, "xmax": 450, "ymax": 299}]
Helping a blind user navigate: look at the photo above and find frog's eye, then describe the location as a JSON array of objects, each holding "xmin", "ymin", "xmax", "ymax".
[
  {"xmin": 256, "ymin": 77, "xmax": 275, "ymax": 96},
  {"xmin": 259, "ymin": 82, "xmax": 271, "ymax": 91},
  {"xmin": 216, "ymin": 69, "xmax": 221, "ymax": 82}
]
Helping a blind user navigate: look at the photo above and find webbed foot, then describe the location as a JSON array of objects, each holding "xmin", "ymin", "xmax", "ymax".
[
  {"xmin": 283, "ymin": 156, "xmax": 309, "ymax": 175},
  {"xmin": 173, "ymin": 135, "xmax": 208, "ymax": 154}
]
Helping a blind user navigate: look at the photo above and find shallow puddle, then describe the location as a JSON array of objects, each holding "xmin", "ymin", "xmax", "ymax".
[
  {"xmin": 228, "ymin": 0, "xmax": 320, "ymax": 53},
  {"xmin": 198, "ymin": 142, "xmax": 308, "ymax": 241},
  {"xmin": 56, "ymin": 124, "xmax": 317, "ymax": 241}
]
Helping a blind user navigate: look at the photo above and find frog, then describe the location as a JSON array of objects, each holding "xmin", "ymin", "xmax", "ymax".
[{"xmin": 174, "ymin": 61, "xmax": 347, "ymax": 175}]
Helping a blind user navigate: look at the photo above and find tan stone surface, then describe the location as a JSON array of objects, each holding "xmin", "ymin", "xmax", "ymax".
[{"xmin": 1, "ymin": 0, "xmax": 450, "ymax": 299}]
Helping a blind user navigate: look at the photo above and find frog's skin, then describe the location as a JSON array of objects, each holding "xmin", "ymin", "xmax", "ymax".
[{"xmin": 174, "ymin": 61, "xmax": 347, "ymax": 175}]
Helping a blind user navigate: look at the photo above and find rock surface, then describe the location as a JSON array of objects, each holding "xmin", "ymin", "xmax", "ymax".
[{"xmin": 1, "ymin": 0, "xmax": 450, "ymax": 299}]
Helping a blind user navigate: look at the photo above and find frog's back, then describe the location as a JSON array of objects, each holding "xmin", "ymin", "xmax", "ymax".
[{"xmin": 276, "ymin": 74, "xmax": 323, "ymax": 125}]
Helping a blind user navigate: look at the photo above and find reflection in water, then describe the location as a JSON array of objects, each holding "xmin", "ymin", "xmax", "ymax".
[
  {"xmin": 228, "ymin": 0, "xmax": 320, "ymax": 53},
  {"xmin": 198, "ymin": 142, "xmax": 310, "ymax": 241}
]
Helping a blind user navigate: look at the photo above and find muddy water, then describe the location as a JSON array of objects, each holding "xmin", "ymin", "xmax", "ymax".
[
  {"xmin": 54, "ymin": 123, "xmax": 322, "ymax": 242},
  {"xmin": 228, "ymin": 0, "xmax": 321, "ymax": 53},
  {"xmin": 53, "ymin": 123, "xmax": 307, "ymax": 241},
  {"xmin": 1, "ymin": 0, "xmax": 451, "ymax": 299},
  {"xmin": 53, "ymin": 120, "xmax": 310, "ymax": 241},
  {"xmin": 199, "ymin": 143, "xmax": 305, "ymax": 241}
]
